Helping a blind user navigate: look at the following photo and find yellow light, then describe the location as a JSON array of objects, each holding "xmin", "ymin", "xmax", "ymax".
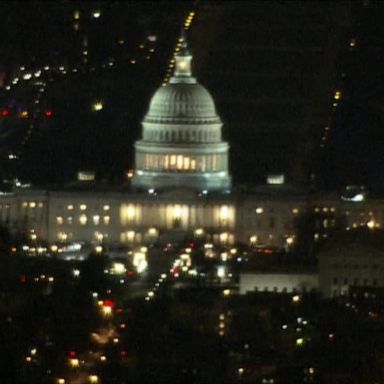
[
  {"xmin": 73, "ymin": 10, "xmax": 80, "ymax": 19},
  {"xmin": 334, "ymin": 90, "xmax": 342, "ymax": 100},
  {"xmin": 292, "ymin": 295, "xmax": 301, "ymax": 303},
  {"xmin": 25, "ymin": 356, "xmax": 32, "ymax": 363},
  {"xmin": 223, "ymin": 289, "xmax": 231, "ymax": 296},
  {"xmin": 286, "ymin": 236, "xmax": 294, "ymax": 245},
  {"xmin": 101, "ymin": 305, "xmax": 112, "ymax": 316},
  {"xmin": 292, "ymin": 208, "xmax": 299, "ymax": 214},
  {"xmin": 80, "ymin": 204, "xmax": 87, "ymax": 210},
  {"xmin": 92, "ymin": 10, "xmax": 101, "ymax": 18},
  {"xmin": 256, "ymin": 207, "xmax": 263, "ymax": 214},
  {"xmin": 88, "ymin": 375, "xmax": 99, "ymax": 383},
  {"xmin": 57, "ymin": 379, "xmax": 66, "ymax": 384},
  {"xmin": 30, "ymin": 348, "xmax": 37, "ymax": 355},
  {"xmin": 100, "ymin": 355, "xmax": 107, "ymax": 362},
  {"xmin": 296, "ymin": 338, "xmax": 304, "ymax": 346},
  {"xmin": 69, "ymin": 358, "xmax": 80, "ymax": 368},
  {"xmin": 367, "ymin": 220, "xmax": 376, "ymax": 229},
  {"xmin": 92, "ymin": 101, "xmax": 103, "ymax": 112},
  {"xmin": 95, "ymin": 245, "xmax": 103, "ymax": 254},
  {"xmin": 111, "ymin": 262, "xmax": 126, "ymax": 275},
  {"xmin": 250, "ymin": 235, "xmax": 258, "ymax": 244},
  {"xmin": 79, "ymin": 214, "xmax": 87, "ymax": 225},
  {"xmin": 350, "ymin": 38, "xmax": 356, "ymax": 47},
  {"xmin": 194, "ymin": 228, "xmax": 204, "ymax": 236},
  {"xmin": 126, "ymin": 205, "xmax": 135, "ymax": 220}
]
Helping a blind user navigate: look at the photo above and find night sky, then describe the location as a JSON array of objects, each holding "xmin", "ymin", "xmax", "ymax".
[{"xmin": 0, "ymin": 1, "xmax": 383, "ymax": 191}]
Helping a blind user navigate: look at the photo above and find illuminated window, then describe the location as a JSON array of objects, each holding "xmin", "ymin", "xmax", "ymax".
[
  {"xmin": 170, "ymin": 155, "xmax": 176, "ymax": 168},
  {"xmin": 22, "ymin": 202, "xmax": 28, "ymax": 208},
  {"xmin": 256, "ymin": 207, "xmax": 263, "ymax": 214},
  {"xmin": 67, "ymin": 216, "xmax": 73, "ymax": 225},
  {"xmin": 80, "ymin": 204, "xmax": 87, "ymax": 211},
  {"xmin": 292, "ymin": 208, "xmax": 299, "ymax": 214},
  {"xmin": 67, "ymin": 204, "xmax": 74, "ymax": 210},
  {"xmin": 177, "ymin": 155, "xmax": 183, "ymax": 170},
  {"xmin": 126, "ymin": 205, "xmax": 135, "ymax": 220},
  {"xmin": 29, "ymin": 202, "xmax": 36, "ymax": 208},
  {"xmin": 38, "ymin": 202, "xmax": 43, "ymax": 208},
  {"xmin": 103, "ymin": 205, "xmax": 110, "ymax": 211},
  {"xmin": 93, "ymin": 215, "xmax": 100, "ymax": 225},
  {"xmin": 103, "ymin": 216, "xmax": 110, "ymax": 225},
  {"xmin": 173, "ymin": 205, "xmax": 182, "ymax": 219},
  {"xmin": 79, "ymin": 214, "xmax": 87, "ymax": 225},
  {"xmin": 56, "ymin": 216, "xmax": 64, "ymax": 225}
]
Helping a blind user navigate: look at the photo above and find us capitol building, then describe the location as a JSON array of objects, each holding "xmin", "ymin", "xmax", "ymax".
[{"xmin": 0, "ymin": 37, "xmax": 382, "ymax": 250}]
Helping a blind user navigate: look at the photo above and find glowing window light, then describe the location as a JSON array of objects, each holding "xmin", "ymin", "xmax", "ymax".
[
  {"xmin": 334, "ymin": 90, "xmax": 342, "ymax": 100},
  {"xmin": 177, "ymin": 155, "xmax": 183, "ymax": 170},
  {"xmin": 194, "ymin": 228, "xmax": 204, "ymax": 236},
  {"xmin": 296, "ymin": 338, "xmax": 304, "ymax": 346},
  {"xmin": 93, "ymin": 215, "xmax": 100, "ymax": 225},
  {"xmin": 92, "ymin": 101, "xmax": 103, "ymax": 111},
  {"xmin": 111, "ymin": 262, "xmax": 126, "ymax": 275},
  {"xmin": 350, "ymin": 38, "xmax": 356, "ymax": 48},
  {"xmin": 57, "ymin": 379, "xmax": 66, "ymax": 384},
  {"xmin": 80, "ymin": 204, "xmax": 87, "ymax": 210},
  {"xmin": 88, "ymin": 375, "xmax": 99, "ymax": 383},
  {"xmin": 67, "ymin": 204, "xmax": 74, "ymax": 210},
  {"xmin": 103, "ymin": 216, "xmax": 110, "ymax": 225},
  {"xmin": 92, "ymin": 10, "xmax": 101, "ymax": 18},
  {"xmin": 58, "ymin": 232, "xmax": 68, "ymax": 241},
  {"xmin": 29, "ymin": 202, "xmax": 36, "ymax": 208},
  {"xmin": 367, "ymin": 220, "xmax": 376, "ymax": 229},
  {"xmin": 79, "ymin": 214, "xmax": 87, "ymax": 225},
  {"xmin": 173, "ymin": 205, "xmax": 182, "ymax": 219},
  {"xmin": 103, "ymin": 204, "xmax": 110, "ymax": 211},
  {"xmin": 250, "ymin": 235, "xmax": 258, "ymax": 244},
  {"xmin": 126, "ymin": 204, "xmax": 135, "ymax": 220},
  {"xmin": 292, "ymin": 208, "xmax": 299, "ymax": 214},
  {"xmin": 220, "ymin": 232, "xmax": 229, "ymax": 243},
  {"xmin": 73, "ymin": 10, "xmax": 80, "ymax": 19},
  {"xmin": 56, "ymin": 216, "xmax": 64, "ymax": 225},
  {"xmin": 23, "ymin": 73, "xmax": 32, "ymax": 80},
  {"xmin": 220, "ymin": 205, "xmax": 230, "ymax": 221},
  {"xmin": 69, "ymin": 358, "xmax": 80, "ymax": 368},
  {"xmin": 256, "ymin": 207, "xmax": 263, "ymax": 214}
]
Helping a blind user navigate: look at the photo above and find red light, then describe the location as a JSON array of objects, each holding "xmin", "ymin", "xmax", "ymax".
[
  {"xmin": 19, "ymin": 274, "xmax": 27, "ymax": 283},
  {"xmin": 44, "ymin": 110, "xmax": 52, "ymax": 117},
  {"xmin": 120, "ymin": 350, "xmax": 127, "ymax": 357},
  {"xmin": 103, "ymin": 299, "xmax": 114, "ymax": 308},
  {"xmin": 1, "ymin": 109, "xmax": 9, "ymax": 117},
  {"xmin": 188, "ymin": 241, "xmax": 195, "ymax": 248},
  {"xmin": 69, "ymin": 351, "xmax": 77, "ymax": 357}
]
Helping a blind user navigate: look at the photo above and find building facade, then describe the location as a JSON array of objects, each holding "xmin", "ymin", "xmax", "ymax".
[{"xmin": 0, "ymin": 37, "xmax": 383, "ymax": 252}]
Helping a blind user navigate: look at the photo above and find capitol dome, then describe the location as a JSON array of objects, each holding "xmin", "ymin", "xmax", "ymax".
[
  {"xmin": 132, "ymin": 33, "xmax": 231, "ymax": 192},
  {"xmin": 144, "ymin": 82, "xmax": 221, "ymax": 124}
]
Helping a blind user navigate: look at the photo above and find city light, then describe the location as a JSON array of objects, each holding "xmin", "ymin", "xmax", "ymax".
[{"xmin": 92, "ymin": 101, "xmax": 103, "ymax": 111}]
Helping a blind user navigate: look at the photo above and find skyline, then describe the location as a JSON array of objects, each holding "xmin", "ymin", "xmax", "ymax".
[{"xmin": 0, "ymin": 1, "xmax": 383, "ymax": 189}]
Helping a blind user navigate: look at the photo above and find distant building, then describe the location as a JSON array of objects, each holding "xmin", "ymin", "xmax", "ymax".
[
  {"xmin": 239, "ymin": 271, "xmax": 318, "ymax": 295},
  {"xmin": 318, "ymin": 243, "xmax": 384, "ymax": 298}
]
